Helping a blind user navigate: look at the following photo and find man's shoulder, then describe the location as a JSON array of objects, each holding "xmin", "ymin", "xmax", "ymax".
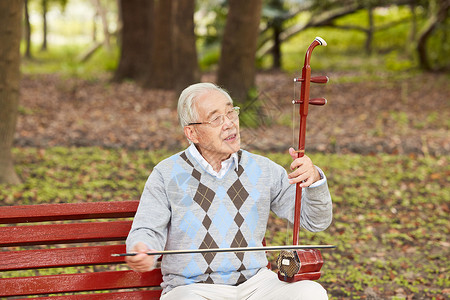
[{"xmin": 153, "ymin": 150, "xmax": 188, "ymax": 170}]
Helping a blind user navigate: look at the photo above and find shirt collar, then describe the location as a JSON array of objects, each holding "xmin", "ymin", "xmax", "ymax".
[{"xmin": 188, "ymin": 143, "xmax": 239, "ymax": 178}]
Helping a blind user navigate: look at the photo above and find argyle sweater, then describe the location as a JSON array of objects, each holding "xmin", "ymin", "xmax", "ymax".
[{"xmin": 126, "ymin": 149, "xmax": 332, "ymax": 294}]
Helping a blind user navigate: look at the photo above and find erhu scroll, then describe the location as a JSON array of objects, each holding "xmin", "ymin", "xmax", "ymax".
[{"xmin": 277, "ymin": 37, "xmax": 329, "ymax": 283}]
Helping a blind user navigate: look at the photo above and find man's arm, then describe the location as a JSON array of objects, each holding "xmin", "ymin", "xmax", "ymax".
[
  {"xmin": 270, "ymin": 150, "xmax": 332, "ymax": 232},
  {"xmin": 300, "ymin": 175, "xmax": 333, "ymax": 232},
  {"xmin": 126, "ymin": 168, "xmax": 170, "ymax": 265}
]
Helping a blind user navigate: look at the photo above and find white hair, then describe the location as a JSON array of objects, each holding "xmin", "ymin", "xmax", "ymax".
[{"xmin": 177, "ymin": 82, "xmax": 233, "ymax": 129}]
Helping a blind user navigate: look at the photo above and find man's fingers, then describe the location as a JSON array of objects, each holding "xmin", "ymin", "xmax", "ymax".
[
  {"xmin": 125, "ymin": 245, "xmax": 156, "ymax": 273},
  {"xmin": 289, "ymin": 168, "xmax": 315, "ymax": 185},
  {"xmin": 288, "ymin": 147, "xmax": 297, "ymax": 161},
  {"xmin": 125, "ymin": 252, "xmax": 145, "ymax": 264},
  {"xmin": 127, "ymin": 256, "xmax": 155, "ymax": 272},
  {"xmin": 299, "ymin": 174, "xmax": 314, "ymax": 187}
]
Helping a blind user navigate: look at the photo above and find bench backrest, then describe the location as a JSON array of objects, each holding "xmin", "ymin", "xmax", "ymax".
[{"xmin": 0, "ymin": 201, "xmax": 163, "ymax": 299}]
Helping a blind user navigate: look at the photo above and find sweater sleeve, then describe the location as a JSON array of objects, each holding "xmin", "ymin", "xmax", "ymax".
[
  {"xmin": 270, "ymin": 163, "xmax": 332, "ymax": 233},
  {"xmin": 300, "ymin": 166, "xmax": 333, "ymax": 232},
  {"xmin": 126, "ymin": 167, "xmax": 171, "ymax": 253}
]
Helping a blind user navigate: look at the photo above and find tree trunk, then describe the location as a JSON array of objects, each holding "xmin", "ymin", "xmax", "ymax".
[
  {"xmin": 114, "ymin": 0, "xmax": 153, "ymax": 82},
  {"xmin": 416, "ymin": 0, "xmax": 449, "ymax": 71},
  {"xmin": 407, "ymin": 3, "xmax": 417, "ymax": 58},
  {"xmin": 365, "ymin": 6, "xmax": 374, "ymax": 55},
  {"xmin": 24, "ymin": 0, "xmax": 32, "ymax": 59},
  {"xmin": 92, "ymin": 0, "xmax": 111, "ymax": 51},
  {"xmin": 115, "ymin": 0, "xmax": 198, "ymax": 93},
  {"xmin": 172, "ymin": 0, "xmax": 200, "ymax": 96},
  {"xmin": 218, "ymin": 0, "xmax": 263, "ymax": 102},
  {"xmin": 41, "ymin": 0, "xmax": 48, "ymax": 51},
  {"xmin": 272, "ymin": 21, "xmax": 282, "ymax": 69},
  {"xmin": 266, "ymin": 0, "xmax": 286, "ymax": 69},
  {"xmin": 115, "ymin": 0, "xmax": 122, "ymax": 46},
  {"xmin": 0, "ymin": 0, "xmax": 22, "ymax": 184},
  {"xmin": 146, "ymin": 0, "xmax": 174, "ymax": 90},
  {"xmin": 92, "ymin": 11, "xmax": 98, "ymax": 42},
  {"xmin": 409, "ymin": 3, "xmax": 417, "ymax": 43}
]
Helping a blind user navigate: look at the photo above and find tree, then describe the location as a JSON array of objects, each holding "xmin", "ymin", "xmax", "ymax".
[
  {"xmin": 91, "ymin": 0, "xmax": 112, "ymax": 52},
  {"xmin": 146, "ymin": 0, "xmax": 174, "ymax": 90},
  {"xmin": 22, "ymin": 0, "xmax": 68, "ymax": 56},
  {"xmin": 257, "ymin": 1, "xmax": 366, "ymax": 58},
  {"xmin": 261, "ymin": 0, "xmax": 292, "ymax": 69},
  {"xmin": 24, "ymin": 0, "xmax": 32, "ymax": 59},
  {"xmin": 114, "ymin": 0, "xmax": 154, "ymax": 83},
  {"xmin": 257, "ymin": 0, "xmax": 417, "ymax": 60},
  {"xmin": 172, "ymin": 0, "xmax": 200, "ymax": 95},
  {"xmin": 115, "ymin": 0, "xmax": 199, "ymax": 92},
  {"xmin": 416, "ymin": 0, "xmax": 449, "ymax": 71},
  {"xmin": 41, "ymin": 0, "xmax": 48, "ymax": 51},
  {"xmin": 0, "ymin": 0, "xmax": 23, "ymax": 184},
  {"xmin": 217, "ymin": 0, "xmax": 263, "ymax": 102},
  {"xmin": 365, "ymin": 3, "xmax": 375, "ymax": 55}
]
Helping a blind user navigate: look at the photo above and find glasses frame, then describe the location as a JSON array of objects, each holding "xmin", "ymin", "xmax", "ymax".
[{"xmin": 188, "ymin": 106, "xmax": 240, "ymax": 127}]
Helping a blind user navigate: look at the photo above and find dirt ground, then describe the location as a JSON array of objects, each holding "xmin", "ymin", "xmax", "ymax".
[{"xmin": 16, "ymin": 71, "xmax": 449, "ymax": 156}]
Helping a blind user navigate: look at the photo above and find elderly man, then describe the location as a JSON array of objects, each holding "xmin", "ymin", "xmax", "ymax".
[{"xmin": 126, "ymin": 82, "xmax": 332, "ymax": 299}]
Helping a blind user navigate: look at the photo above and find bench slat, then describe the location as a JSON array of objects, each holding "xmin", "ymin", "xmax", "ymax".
[
  {"xmin": 0, "ymin": 244, "xmax": 127, "ymax": 271},
  {"xmin": 0, "ymin": 269, "xmax": 163, "ymax": 297},
  {"xmin": 0, "ymin": 220, "xmax": 132, "ymax": 247},
  {"xmin": 13, "ymin": 290, "xmax": 162, "ymax": 300},
  {"xmin": 0, "ymin": 201, "xmax": 139, "ymax": 224}
]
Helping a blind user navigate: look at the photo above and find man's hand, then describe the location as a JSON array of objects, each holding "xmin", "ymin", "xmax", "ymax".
[
  {"xmin": 288, "ymin": 147, "xmax": 321, "ymax": 187},
  {"xmin": 125, "ymin": 242, "xmax": 157, "ymax": 272}
]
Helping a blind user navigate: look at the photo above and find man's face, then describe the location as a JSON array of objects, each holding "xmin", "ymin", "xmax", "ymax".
[{"xmin": 186, "ymin": 90, "xmax": 240, "ymax": 162}]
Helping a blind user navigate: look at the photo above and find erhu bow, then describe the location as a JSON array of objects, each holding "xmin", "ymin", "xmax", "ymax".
[{"xmin": 277, "ymin": 37, "xmax": 329, "ymax": 282}]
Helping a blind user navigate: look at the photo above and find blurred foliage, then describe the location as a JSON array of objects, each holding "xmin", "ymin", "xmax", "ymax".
[
  {"xmin": 20, "ymin": 1, "xmax": 449, "ymax": 79},
  {"xmin": 280, "ymin": 6, "xmax": 448, "ymax": 73}
]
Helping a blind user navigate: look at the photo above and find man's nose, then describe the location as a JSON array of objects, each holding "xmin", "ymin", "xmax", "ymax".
[{"xmin": 222, "ymin": 115, "xmax": 236, "ymax": 129}]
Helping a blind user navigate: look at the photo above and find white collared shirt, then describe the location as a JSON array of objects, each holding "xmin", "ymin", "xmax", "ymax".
[
  {"xmin": 187, "ymin": 143, "xmax": 325, "ymax": 186},
  {"xmin": 188, "ymin": 143, "xmax": 239, "ymax": 179}
]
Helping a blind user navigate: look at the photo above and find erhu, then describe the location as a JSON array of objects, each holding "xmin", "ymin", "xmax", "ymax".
[{"xmin": 276, "ymin": 37, "xmax": 329, "ymax": 282}]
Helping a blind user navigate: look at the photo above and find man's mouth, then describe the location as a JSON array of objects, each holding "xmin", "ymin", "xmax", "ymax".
[{"xmin": 224, "ymin": 134, "xmax": 237, "ymax": 141}]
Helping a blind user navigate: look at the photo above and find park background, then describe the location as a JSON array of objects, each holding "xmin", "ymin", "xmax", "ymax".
[{"xmin": 0, "ymin": 0, "xmax": 449, "ymax": 299}]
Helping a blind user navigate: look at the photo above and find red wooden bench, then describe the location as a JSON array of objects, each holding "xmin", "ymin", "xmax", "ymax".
[{"xmin": 0, "ymin": 201, "xmax": 163, "ymax": 299}]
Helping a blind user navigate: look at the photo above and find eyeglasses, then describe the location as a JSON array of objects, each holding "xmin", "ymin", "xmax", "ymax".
[{"xmin": 188, "ymin": 106, "xmax": 240, "ymax": 127}]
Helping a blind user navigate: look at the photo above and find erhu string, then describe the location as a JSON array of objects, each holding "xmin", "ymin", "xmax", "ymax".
[
  {"xmin": 287, "ymin": 73, "xmax": 299, "ymax": 245},
  {"xmin": 292, "ymin": 78, "xmax": 297, "ymax": 150}
]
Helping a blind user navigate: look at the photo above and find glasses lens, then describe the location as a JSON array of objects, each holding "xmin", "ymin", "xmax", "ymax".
[
  {"xmin": 207, "ymin": 107, "xmax": 240, "ymax": 127},
  {"xmin": 209, "ymin": 115, "xmax": 223, "ymax": 127},
  {"xmin": 227, "ymin": 107, "xmax": 240, "ymax": 122}
]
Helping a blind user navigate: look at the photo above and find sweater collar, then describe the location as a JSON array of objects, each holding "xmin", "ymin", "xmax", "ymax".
[{"xmin": 187, "ymin": 143, "xmax": 239, "ymax": 179}]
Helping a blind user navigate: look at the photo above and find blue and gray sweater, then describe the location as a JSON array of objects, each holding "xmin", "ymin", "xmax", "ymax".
[{"xmin": 126, "ymin": 149, "xmax": 332, "ymax": 294}]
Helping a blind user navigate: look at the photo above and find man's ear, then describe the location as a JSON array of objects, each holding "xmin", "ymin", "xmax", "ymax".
[{"xmin": 184, "ymin": 125, "xmax": 199, "ymax": 143}]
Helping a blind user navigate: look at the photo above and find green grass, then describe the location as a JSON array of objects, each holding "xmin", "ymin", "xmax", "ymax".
[
  {"xmin": 2, "ymin": 147, "xmax": 170, "ymax": 205},
  {"xmin": 1, "ymin": 147, "xmax": 448, "ymax": 298},
  {"xmin": 263, "ymin": 152, "xmax": 449, "ymax": 299},
  {"xmin": 21, "ymin": 43, "xmax": 119, "ymax": 80}
]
